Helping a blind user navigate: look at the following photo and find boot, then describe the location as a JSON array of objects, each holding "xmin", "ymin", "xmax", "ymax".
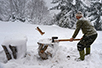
[
  {"xmin": 85, "ymin": 47, "xmax": 90, "ymax": 55},
  {"xmin": 78, "ymin": 50, "xmax": 85, "ymax": 61}
]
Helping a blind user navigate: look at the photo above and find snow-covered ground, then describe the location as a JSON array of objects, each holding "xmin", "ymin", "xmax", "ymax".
[{"xmin": 0, "ymin": 21, "xmax": 102, "ymax": 68}]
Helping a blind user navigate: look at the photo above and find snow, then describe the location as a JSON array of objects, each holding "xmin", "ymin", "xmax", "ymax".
[
  {"xmin": 2, "ymin": 34, "xmax": 27, "ymax": 59},
  {"xmin": 0, "ymin": 21, "xmax": 102, "ymax": 68}
]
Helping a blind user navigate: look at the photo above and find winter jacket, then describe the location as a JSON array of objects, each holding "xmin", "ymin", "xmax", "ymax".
[{"xmin": 72, "ymin": 17, "xmax": 97, "ymax": 38}]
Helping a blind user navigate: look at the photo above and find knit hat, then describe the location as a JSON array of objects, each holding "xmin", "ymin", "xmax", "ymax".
[{"xmin": 75, "ymin": 11, "xmax": 83, "ymax": 17}]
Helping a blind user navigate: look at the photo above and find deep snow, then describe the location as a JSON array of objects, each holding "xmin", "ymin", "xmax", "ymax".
[{"xmin": 0, "ymin": 21, "xmax": 102, "ymax": 68}]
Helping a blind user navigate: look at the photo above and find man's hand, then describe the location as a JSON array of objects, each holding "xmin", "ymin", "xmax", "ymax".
[
  {"xmin": 69, "ymin": 38, "xmax": 74, "ymax": 42},
  {"xmin": 81, "ymin": 37, "xmax": 83, "ymax": 40}
]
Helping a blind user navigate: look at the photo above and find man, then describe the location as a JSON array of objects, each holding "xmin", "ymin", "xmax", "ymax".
[{"xmin": 69, "ymin": 11, "xmax": 97, "ymax": 61}]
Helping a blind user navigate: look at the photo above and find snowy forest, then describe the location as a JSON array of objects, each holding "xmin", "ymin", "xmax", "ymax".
[
  {"xmin": 0, "ymin": 0, "xmax": 52, "ymax": 25},
  {"xmin": 50, "ymin": 0, "xmax": 102, "ymax": 30},
  {"xmin": 0, "ymin": 0, "xmax": 102, "ymax": 30}
]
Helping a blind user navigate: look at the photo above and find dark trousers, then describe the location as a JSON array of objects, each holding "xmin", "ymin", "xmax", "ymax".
[{"xmin": 77, "ymin": 34, "xmax": 97, "ymax": 51}]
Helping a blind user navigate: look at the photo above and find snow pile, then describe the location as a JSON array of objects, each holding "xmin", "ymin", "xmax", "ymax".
[
  {"xmin": 0, "ymin": 51, "xmax": 6, "ymax": 63},
  {"xmin": 2, "ymin": 35, "xmax": 27, "ymax": 47},
  {"xmin": 1, "ymin": 34, "xmax": 27, "ymax": 61},
  {"xmin": 0, "ymin": 21, "xmax": 102, "ymax": 68}
]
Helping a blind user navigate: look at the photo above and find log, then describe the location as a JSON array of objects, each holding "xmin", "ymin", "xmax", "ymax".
[
  {"xmin": 37, "ymin": 38, "xmax": 59, "ymax": 60},
  {"xmin": 36, "ymin": 27, "xmax": 45, "ymax": 35}
]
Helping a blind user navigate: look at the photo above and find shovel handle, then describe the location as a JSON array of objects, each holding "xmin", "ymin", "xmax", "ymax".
[{"xmin": 54, "ymin": 39, "xmax": 81, "ymax": 42}]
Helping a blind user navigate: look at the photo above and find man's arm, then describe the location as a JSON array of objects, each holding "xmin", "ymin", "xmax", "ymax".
[
  {"xmin": 72, "ymin": 26, "xmax": 80, "ymax": 38},
  {"xmin": 69, "ymin": 20, "xmax": 82, "ymax": 41}
]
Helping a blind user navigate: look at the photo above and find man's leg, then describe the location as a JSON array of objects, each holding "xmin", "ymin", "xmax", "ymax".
[
  {"xmin": 77, "ymin": 43, "xmax": 85, "ymax": 60},
  {"xmin": 76, "ymin": 34, "xmax": 97, "ymax": 61},
  {"xmin": 85, "ymin": 34, "xmax": 97, "ymax": 55},
  {"xmin": 86, "ymin": 46, "xmax": 90, "ymax": 55}
]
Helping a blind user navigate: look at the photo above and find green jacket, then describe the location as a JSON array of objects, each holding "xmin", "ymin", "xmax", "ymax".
[{"xmin": 72, "ymin": 17, "xmax": 97, "ymax": 38}]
